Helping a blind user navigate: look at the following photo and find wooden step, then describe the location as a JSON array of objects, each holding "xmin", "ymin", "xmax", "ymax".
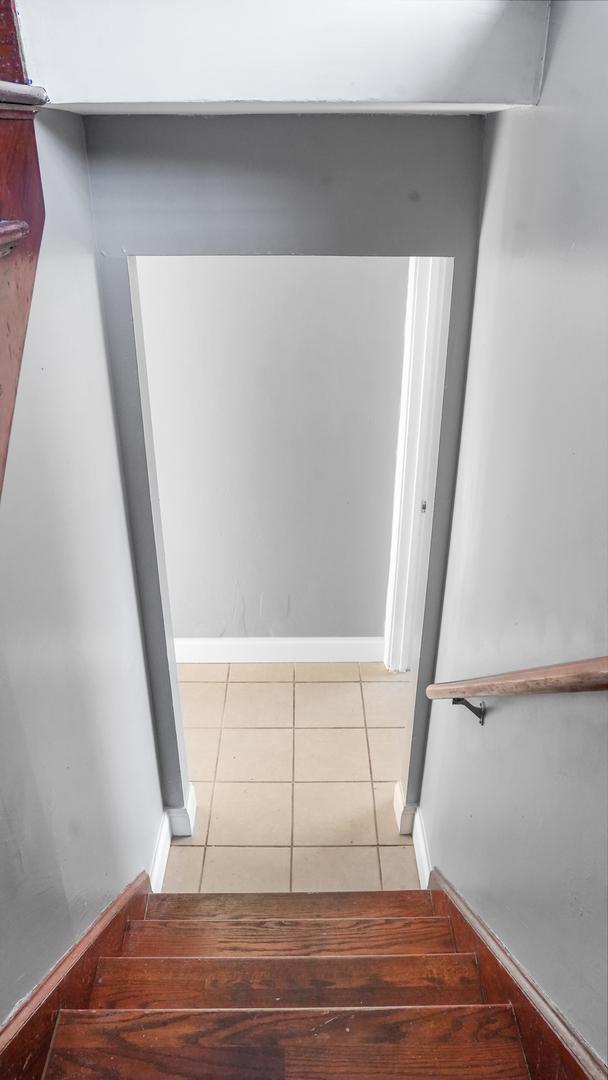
[
  {"xmin": 146, "ymin": 890, "xmax": 434, "ymax": 920},
  {"xmin": 91, "ymin": 954, "xmax": 482, "ymax": 1009},
  {"xmin": 44, "ymin": 1006, "xmax": 529, "ymax": 1079},
  {"xmin": 122, "ymin": 916, "xmax": 455, "ymax": 957}
]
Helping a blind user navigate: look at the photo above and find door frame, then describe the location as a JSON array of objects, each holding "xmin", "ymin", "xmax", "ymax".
[
  {"xmin": 101, "ymin": 250, "xmax": 456, "ymax": 847},
  {"xmin": 384, "ymin": 256, "xmax": 454, "ymax": 673}
]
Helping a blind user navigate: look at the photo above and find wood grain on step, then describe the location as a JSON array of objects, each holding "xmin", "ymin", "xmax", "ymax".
[
  {"xmin": 122, "ymin": 917, "xmax": 455, "ymax": 957},
  {"xmin": 146, "ymin": 890, "xmax": 433, "ymax": 920},
  {"xmin": 44, "ymin": 1007, "xmax": 529, "ymax": 1080},
  {"xmin": 91, "ymin": 954, "xmax": 482, "ymax": 1009}
]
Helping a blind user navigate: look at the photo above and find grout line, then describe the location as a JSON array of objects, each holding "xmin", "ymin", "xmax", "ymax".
[
  {"xmin": 196, "ymin": 668, "xmax": 229, "ymax": 892},
  {"xmin": 173, "ymin": 841, "xmax": 412, "ymax": 851},
  {"xmin": 183, "ymin": 677, "xmax": 410, "ymax": 688},
  {"xmin": 220, "ymin": 725, "xmax": 398, "ymax": 731},
  {"xmin": 359, "ymin": 673, "xmax": 384, "ymax": 891},
  {"xmin": 188, "ymin": 778, "xmax": 394, "ymax": 784},
  {"xmin": 185, "ymin": 725, "xmax": 404, "ymax": 731},
  {"xmin": 187, "ymin": 842, "xmax": 391, "ymax": 848}
]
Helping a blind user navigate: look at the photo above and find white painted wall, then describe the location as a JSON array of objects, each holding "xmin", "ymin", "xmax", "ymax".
[
  {"xmin": 16, "ymin": 0, "xmax": 549, "ymax": 111},
  {"xmin": 137, "ymin": 255, "xmax": 408, "ymax": 638},
  {"xmin": 0, "ymin": 112, "xmax": 163, "ymax": 1025},
  {"xmin": 418, "ymin": 0, "xmax": 608, "ymax": 1060}
]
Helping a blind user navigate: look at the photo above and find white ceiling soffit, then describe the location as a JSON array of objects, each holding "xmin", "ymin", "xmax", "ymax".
[
  {"xmin": 16, "ymin": 0, "xmax": 550, "ymax": 114},
  {"xmin": 47, "ymin": 101, "xmax": 520, "ymax": 117}
]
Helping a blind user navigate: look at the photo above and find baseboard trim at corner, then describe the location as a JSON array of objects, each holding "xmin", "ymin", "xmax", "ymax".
[
  {"xmin": 149, "ymin": 812, "xmax": 172, "ymax": 893},
  {"xmin": 412, "ymin": 806, "xmax": 432, "ymax": 888},
  {"xmin": 393, "ymin": 781, "xmax": 416, "ymax": 836},
  {"xmin": 167, "ymin": 782, "xmax": 197, "ymax": 838},
  {"xmin": 174, "ymin": 637, "xmax": 384, "ymax": 663}
]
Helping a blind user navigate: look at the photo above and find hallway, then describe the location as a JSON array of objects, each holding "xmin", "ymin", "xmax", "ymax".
[{"xmin": 162, "ymin": 662, "xmax": 418, "ymax": 893}]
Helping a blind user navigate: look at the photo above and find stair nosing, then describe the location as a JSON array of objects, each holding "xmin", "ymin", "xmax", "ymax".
[
  {"xmin": 102, "ymin": 951, "xmax": 479, "ymax": 962},
  {"xmin": 58, "ymin": 1002, "xmax": 516, "ymax": 1016}
]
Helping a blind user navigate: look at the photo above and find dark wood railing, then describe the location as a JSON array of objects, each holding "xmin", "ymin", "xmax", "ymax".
[
  {"xmin": 427, "ymin": 656, "xmax": 608, "ymax": 700},
  {"xmin": 0, "ymin": 79, "xmax": 48, "ymax": 106},
  {"xmin": 0, "ymin": 67, "xmax": 46, "ymax": 496},
  {"xmin": 0, "ymin": 218, "xmax": 30, "ymax": 255}
]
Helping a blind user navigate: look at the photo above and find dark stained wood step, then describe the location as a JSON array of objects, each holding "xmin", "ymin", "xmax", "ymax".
[
  {"xmin": 146, "ymin": 890, "xmax": 434, "ymax": 920},
  {"xmin": 122, "ymin": 917, "xmax": 455, "ymax": 957},
  {"xmin": 91, "ymin": 954, "xmax": 482, "ymax": 1009},
  {"xmin": 44, "ymin": 1006, "xmax": 529, "ymax": 1079}
]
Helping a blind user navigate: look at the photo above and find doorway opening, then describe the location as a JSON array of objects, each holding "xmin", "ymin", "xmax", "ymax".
[{"xmin": 128, "ymin": 254, "xmax": 453, "ymax": 892}]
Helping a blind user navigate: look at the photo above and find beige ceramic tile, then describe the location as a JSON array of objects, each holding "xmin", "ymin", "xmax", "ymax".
[
  {"xmin": 173, "ymin": 782, "xmax": 213, "ymax": 846},
  {"xmin": 229, "ymin": 663, "xmax": 293, "ymax": 682},
  {"xmin": 178, "ymin": 663, "xmax": 228, "ymax": 682},
  {"xmin": 373, "ymin": 782, "xmax": 412, "ymax": 846},
  {"xmin": 216, "ymin": 729, "xmax": 293, "ymax": 782},
  {"xmin": 292, "ymin": 847, "xmax": 381, "ymax": 891},
  {"xmin": 295, "ymin": 682, "xmax": 364, "ymax": 727},
  {"xmin": 209, "ymin": 782, "xmax": 292, "ymax": 845},
  {"xmin": 359, "ymin": 662, "xmax": 410, "ymax": 682},
  {"xmin": 223, "ymin": 682, "xmax": 293, "ymax": 728},
  {"xmin": 380, "ymin": 846, "xmax": 420, "ymax": 890},
  {"xmin": 201, "ymin": 847, "xmax": 291, "ymax": 893},
  {"xmin": 180, "ymin": 682, "xmax": 225, "ymax": 727},
  {"xmin": 295, "ymin": 662, "xmax": 360, "ymax": 682},
  {"xmin": 293, "ymin": 782, "xmax": 376, "ymax": 845},
  {"xmin": 363, "ymin": 682, "xmax": 414, "ymax": 727},
  {"xmin": 295, "ymin": 729, "xmax": 370, "ymax": 781},
  {"xmin": 162, "ymin": 846, "xmax": 204, "ymax": 892},
  {"xmin": 368, "ymin": 728, "xmax": 408, "ymax": 783},
  {"xmin": 184, "ymin": 728, "xmax": 220, "ymax": 781}
]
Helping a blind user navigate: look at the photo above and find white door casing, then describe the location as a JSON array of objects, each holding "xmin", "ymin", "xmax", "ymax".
[{"xmin": 384, "ymin": 257, "xmax": 454, "ymax": 673}]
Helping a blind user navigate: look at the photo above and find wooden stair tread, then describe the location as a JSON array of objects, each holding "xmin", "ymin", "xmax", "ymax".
[
  {"xmin": 91, "ymin": 954, "xmax": 482, "ymax": 1009},
  {"xmin": 43, "ymin": 1006, "xmax": 529, "ymax": 1079},
  {"xmin": 146, "ymin": 890, "xmax": 434, "ymax": 920},
  {"xmin": 122, "ymin": 916, "xmax": 455, "ymax": 957}
]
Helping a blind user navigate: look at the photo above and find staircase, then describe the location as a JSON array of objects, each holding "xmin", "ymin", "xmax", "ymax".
[{"xmin": 42, "ymin": 889, "xmax": 530, "ymax": 1078}]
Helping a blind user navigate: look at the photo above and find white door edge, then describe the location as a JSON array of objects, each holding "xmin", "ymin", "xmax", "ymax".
[{"xmin": 384, "ymin": 257, "xmax": 454, "ymax": 672}]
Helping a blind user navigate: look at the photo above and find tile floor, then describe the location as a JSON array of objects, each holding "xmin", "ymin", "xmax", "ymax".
[{"xmin": 162, "ymin": 661, "xmax": 419, "ymax": 893}]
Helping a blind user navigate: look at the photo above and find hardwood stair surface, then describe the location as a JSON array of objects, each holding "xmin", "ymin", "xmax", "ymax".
[
  {"xmin": 91, "ymin": 954, "xmax": 482, "ymax": 1009},
  {"xmin": 44, "ymin": 1006, "xmax": 530, "ymax": 1079},
  {"xmin": 146, "ymin": 889, "xmax": 434, "ymax": 919},
  {"xmin": 122, "ymin": 915, "xmax": 455, "ymax": 957},
  {"xmin": 41, "ymin": 888, "xmax": 535, "ymax": 1079}
]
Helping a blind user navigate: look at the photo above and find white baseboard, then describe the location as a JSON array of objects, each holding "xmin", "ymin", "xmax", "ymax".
[
  {"xmin": 412, "ymin": 806, "xmax": 432, "ymax": 888},
  {"xmin": 393, "ymin": 781, "xmax": 416, "ymax": 835},
  {"xmin": 174, "ymin": 637, "xmax": 384, "ymax": 663},
  {"xmin": 167, "ymin": 782, "xmax": 197, "ymax": 838},
  {"xmin": 149, "ymin": 812, "xmax": 172, "ymax": 892},
  {"xmin": 150, "ymin": 786, "xmax": 198, "ymax": 892}
]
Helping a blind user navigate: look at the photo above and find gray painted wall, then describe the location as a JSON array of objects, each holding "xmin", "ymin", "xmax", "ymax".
[
  {"xmin": 85, "ymin": 114, "xmax": 482, "ymax": 794},
  {"xmin": 419, "ymin": 0, "xmax": 608, "ymax": 1060},
  {"xmin": 137, "ymin": 255, "xmax": 409, "ymax": 638},
  {"xmin": 18, "ymin": 0, "xmax": 550, "ymax": 110},
  {"xmin": 0, "ymin": 112, "xmax": 163, "ymax": 1024}
]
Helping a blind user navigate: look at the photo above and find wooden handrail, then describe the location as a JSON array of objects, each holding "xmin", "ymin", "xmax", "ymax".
[
  {"xmin": 0, "ymin": 80, "xmax": 48, "ymax": 107},
  {"xmin": 427, "ymin": 656, "xmax": 608, "ymax": 699},
  {"xmin": 0, "ymin": 219, "xmax": 29, "ymax": 254}
]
